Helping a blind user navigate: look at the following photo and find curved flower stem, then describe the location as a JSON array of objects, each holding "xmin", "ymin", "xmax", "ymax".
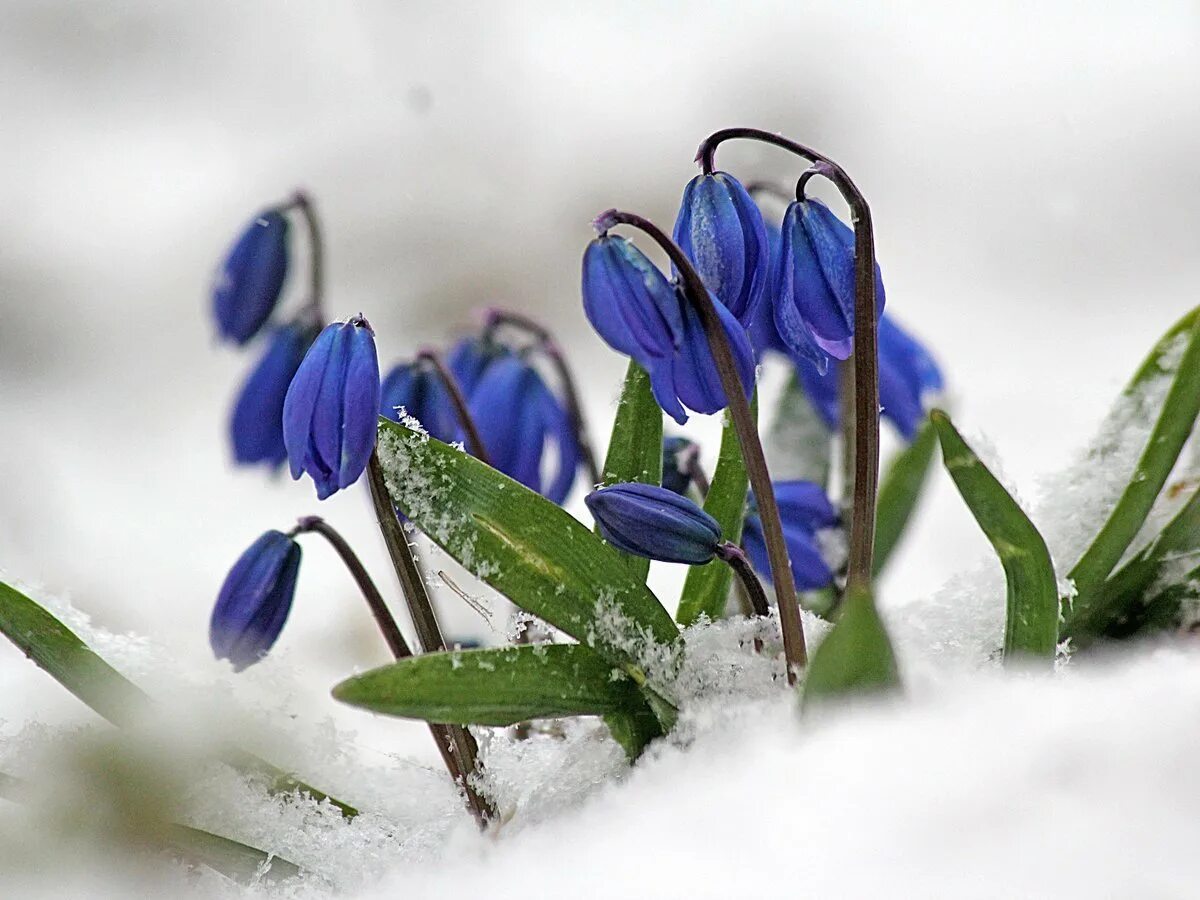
[
  {"xmin": 291, "ymin": 515, "xmax": 413, "ymax": 659},
  {"xmin": 715, "ymin": 542, "xmax": 770, "ymax": 618},
  {"xmin": 413, "ymin": 348, "xmax": 493, "ymax": 465},
  {"xmin": 697, "ymin": 127, "xmax": 880, "ymax": 593},
  {"xmin": 364, "ymin": 452, "xmax": 495, "ymax": 826},
  {"xmin": 594, "ymin": 208, "xmax": 807, "ymax": 679},
  {"xmin": 483, "ymin": 308, "xmax": 601, "ymax": 486},
  {"xmin": 287, "ymin": 190, "xmax": 325, "ymax": 326},
  {"xmin": 682, "ymin": 444, "xmax": 711, "ymax": 498}
]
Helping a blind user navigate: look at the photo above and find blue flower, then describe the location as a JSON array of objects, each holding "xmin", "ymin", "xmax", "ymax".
[
  {"xmin": 774, "ymin": 197, "xmax": 885, "ymax": 368},
  {"xmin": 446, "ymin": 336, "xmax": 508, "ymax": 397},
  {"xmin": 210, "ymin": 530, "xmax": 302, "ymax": 670},
  {"xmin": 742, "ymin": 481, "xmax": 839, "ymax": 590},
  {"xmin": 380, "ymin": 362, "xmax": 459, "ymax": 444},
  {"xmin": 213, "ymin": 209, "xmax": 290, "ymax": 345},
  {"xmin": 283, "ymin": 316, "xmax": 381, "ymax": 500},
  {"xmin": 467, "ymin": 353, "xmax": 579, "ymax": 504},
  {"xmin": 229, "ymin": 322, "xmax": 316, "ymax": 468},
  {"xmin": 673, "ymin": 171, "xmax": 769, "ymax": 326},
  {"xmin": 586, "ymin": 482, "xmax": 721, "ymax": 565},
  {"xmin": 661, "ymin": 436, "xmax": 699, "ymax": 496}
]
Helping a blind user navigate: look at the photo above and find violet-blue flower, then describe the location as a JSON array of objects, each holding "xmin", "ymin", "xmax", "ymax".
[
  {"xmin": 380, "ymin": 362, "xmax": 459, "ymax": 444},
  {"xmin": 229, "ymin": 322, "xmax": 316, "ymax": 468},
  {"xmin": 586, "ymin": 482, "xmax": 721, "ymax": 565},
  {"xmin": 742, "ymin": 480, "xmax": 839, "ymax": 591},
  {"xmin": 673, "ymin": 171, "xmax": 769, "ymax": 326},
  {"xmin": 282, "ymin": 315, "xmax": 381, "ymax": 500},
  {"xmin": 210, "ymin": 530, "xmax": 301, "ymax": 670},
  {"xmin": 213, "ymin": 209, "xmax": 290, "ymax": 345}
]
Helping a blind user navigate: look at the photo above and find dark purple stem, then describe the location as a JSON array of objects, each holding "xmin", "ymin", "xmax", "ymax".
[
  {"xmin": 593, "ymin": 209, "xmax": 808, "ymax": 679},
  {"xmin": 715, "ymin": 542, "xmax": 770, "ymax": 618},
  {"xmin": 287, "ymin": 191, "xmax": 325, "ymax": 326},
  {"xmin": 414, "ymin": 348, "xmax": 493, "ymax": 465}
]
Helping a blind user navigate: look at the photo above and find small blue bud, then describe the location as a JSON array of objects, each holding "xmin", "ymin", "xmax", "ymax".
[
  {"xmin": 585, "ymin": 482, "xmax": 722, "ymax": 565},
  {"xmin": 742, "ymin": 480, "xmax": 838, "ymax": 590},
  {"xmin": 229, "ymin": 322, "xmax": 316, "ymax": 468},
  {"xmin": 210, "ymin": 530, "xmax": 302, "ymax": 670},
  {"xmin": 213, "ymin": 210, "xmax": 290, "ymax": 345},
  {"xmin": 673, "ymin": 172, "xmax": 769, "ymax": 327},
  {"xmin": 467, "ymin": 353, "xmax": 579, "ymax": 504},
  {"xmin": 380, "ymin": 362, "xmax": 459, "ymax": 444},
  {"xmin": 774, "ymin": 198, "xmax": 885, "ymax": 367},
  {"xmin": 582, "ymin": 234, "xmax": 683, "ymax": 362},
  {"xmin": 282, "ymin": 316, "xmax": 381, "ymax": 500},
  {"xmin": 661, "ymin": 436, "xmax": 699, "ymax": 496}
]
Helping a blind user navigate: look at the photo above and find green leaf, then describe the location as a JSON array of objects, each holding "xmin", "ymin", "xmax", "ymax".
[
  {"xmin": 1124, "ymin": 305, "xmax": 1200, "ymax": 392},
  {"xmin": 0, "ymin": 580, "xmax": 357, "ymax": 818},
  {"xmin": 332, "ymin": 643, "xmax": 664, "ymax": 758},
  {"xmin": 873, "ymin": 422, "xmax": 938, "ymax": 577},
  {"xmin": 1068, "ymin": 310, "xmax": 1200, "ymax": 604},
  {"xmin": 802, "ymin": 584, "xmax": 900, "ymax": 706},
  {"xmin": 677, "ymin": 395, "xmax": 755, "ymax": 625},
  {"xmin": 765, "ymin": 371, "xmax": 831, "ymax": 486},
  {"xmin": 597, "ymin": 361, "xmax": 663, "ymax": 582},
  {"xmin": 931, "ymin": 411, "xmax": 1059, "ymax": 660},
  {"xmin": 376, "ymin": 420, "xmax": 681, "ymax": 700}
]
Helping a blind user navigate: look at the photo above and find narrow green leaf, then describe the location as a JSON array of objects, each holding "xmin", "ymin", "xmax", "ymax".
[
  {"xmin": 802, "ymin": 584, "xmax": 900, "ymax": 706},
  {"xmin": 765, "ymin": 371, "xmax": 832, "ymax": 486},
  {"xmin": 0, "ymin": 580, "xmax": 357, "ymax": 818},
  {"xmin": 376, "ymin": 420, "xmax": 681, "ymax": 695},
  {"xmin": 677, "ymin": 395, "xmax": 756, "ymax": 625},
  {"xmin": 873, "ymin": 422, "xmax": 938, "ymax": 577},
  {"xmin": 602, "ymin": 707, "xmax": 664, "ymax": 760},
  {"xmin": 333, "ymin": 643, "xmax": 652, "ymax": 725},
  {"xmin": 1069, "ymin": 311, "xmax": 1200, "ymax": 603},
  {"xmin": 597, "ymin": 361, "xmax": 663, "ymax": 582},
  {"xmin": 1124, "ymin": 305, "xmax": 1200, "ymax": 393},
  {"xmin": 931, "ymin": 411, "xmax": 1059, "ymax": 660}
]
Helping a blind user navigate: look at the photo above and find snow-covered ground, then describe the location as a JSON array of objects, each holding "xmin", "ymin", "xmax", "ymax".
[{"xmin": 2, "ymin": 2, "xmax": 1200, "ymax": 896}]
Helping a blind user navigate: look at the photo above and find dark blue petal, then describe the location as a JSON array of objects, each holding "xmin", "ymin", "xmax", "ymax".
[
  {"xmin": 803, "ymin": 198, "xmax": 886, "ymax": 321},
  {"xmin": 742, "ymin": 514, "xmax": 834, "ymax": 591},
  {"xmin": 779, "ymin": 200, "xmax": 852, "ymax": 361},
  {"xmin": 879, "ymin": 314, "xmax": 943, "ymax": 394},
  {"xmin": 447, "ymin": 337, "xmax": 509, "ymax": 396},
  {"xmin": 585, "ymin": 482, "xmax": 721, "ymax": 565},
  {"xmin": 210, "ymin": 530, "xmax": 302, "ymax": 670},
  {"xmin": 672, "ymin": 172, "xmax": 769, "ymax": 326},
  {"xmin": 648, "ymin": 359, "xmax": 688, "ymax": 426},
  {"xmin": 537, "ymin": 377, "xmax": 581, "ymax": 504},
  {"xmin": 282, "ymin": 323, "xmax": 337, "ymax": 481},
  {"xmin": 747, "ymin": 220, "xmax": 791, "ymax": 359},
  {"xmin": 469, "ymin": 355, "xmax": 546, "ymax": 493},
  {"xmin": 380, "ymin": 364, "xmax": 460, "ymax": 444},
  {"xmin": 230, "ymin": 323, "xmax": 315, "ymax": 467},
  {"xmin": 773, "ymin": 480, "xmax": 840, "ymax": 530},
  {"xmin": 582, "ymin": 235, "xmax": 683, "ymax": 364},
  {"xmin": 670, "ymin": 289, "xmax": 757, "ymax": 417},
  {"xmin": 213, "ymin": 210, "xmax": 289, "ymax": 345},
  {"xmin": 337, "ymin": 322, "xmax": 381, "ymax": 491}
]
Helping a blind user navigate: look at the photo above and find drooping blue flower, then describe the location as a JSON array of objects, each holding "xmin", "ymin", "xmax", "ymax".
[
  {"xmin": 213, "ymin": 209, "xmax": 290, "ymax": 345},
  {"xmin": 774, "ymin": 197, "xmax": 885, "ymax": 367},
  {"xmin": 380, "ymin": 362, "xmax": 459, "ymax": 444},
  {"xmin": 661, "ymin": 436, "xmax": 699, "ymax": 496},
  {"xmin": 283, "ymin": 316, "xmax": 381, "ymax": 500},
  {"xmin": 210, "ymin": 530, "xmax": 302, "ymax": 670},
  {"xmin": 586, "ymin": 482, "xmax": 721, "ymax": 565},
  {"xmin": 673, "ymin": 171, "xmax": 770, "ymax": 326},
  {"xmin": 467, "ymin": 353, "xmax": 580, "ymax": 504},
  {"xmin": 229, "ymin": 322, "xmax": 316, "ymax": 468},
  {"xmin": 742, "ymin": 480, "xmax": 839, "ymax": 591},
  {"xmin": 446, "ymin": 336, "xmax": 509, "ymax": 397}
]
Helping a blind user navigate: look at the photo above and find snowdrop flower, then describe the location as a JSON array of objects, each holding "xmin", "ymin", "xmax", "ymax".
[
  {"xmin": 672, "ymin": 171, "xmax": 769, "ymax": 326},
  {"xmin": 283, "ymin": 315, "xmax": 381, "ymax": 500},
  {"xmin": 586, "ymin": 482, "xmax": 722, "ymax": 565},
  {"xmin": 229, "ymin": 322, "xmax": 316, "ymax": 468},
  {"xmin": 210, "ymin": 530, "xmax": 301, "ymax": 670},
  {"xmin": 212, "ymin": 209, "xmax": 290, "ymax": 345},
  {"xmin": 742, "ymin": 481, "xmax": 839, "ymax": 590},
  {"xmin": 380, "ymin": 362, "xmax": 459, "ymax": 443}
]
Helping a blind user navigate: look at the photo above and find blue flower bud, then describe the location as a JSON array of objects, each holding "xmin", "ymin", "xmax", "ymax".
[
  {"xmin": 380, "ymin": 362, "xmax": 459, "ymax": 444},
  {"xmin": 283, "ymin": 316, "xmax": 381, "ymax": 500},
  {"xmin": 673, "ymin": 172, "xmax": 769, "ymax": 326},
  {"xmin": 229, "ymin": 322, "xmax": 316, "ymax": 468},
  {"xmin": 467, "ymin": 353, "xmax": 579, "ymax": 504},
  {"xmin": 585, "ymin": 482, "xmax": 722, "ymax": 565},
  {"xmin": 774, "ymin": 198, "xmax": 885, "ymax": 367},
  {"xmin": 582, "ymin": 234, "xmax": 684, "ymax": 362},
  {"xmin": 210, "ymin": 530, "xmax": 301, "ymax": 670},
  {"xmin": 213, "ymin": 210, "xmax": 290, "ymax": 345},
  {"xmin": 661, "ymin": 436, "xmax": 699, "ymax": 495},
  {"xmin": 742, "ymin": 480, "xmax": 838, "ymax": 590}
]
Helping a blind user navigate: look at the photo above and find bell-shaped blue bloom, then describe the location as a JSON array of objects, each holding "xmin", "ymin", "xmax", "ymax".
[
  {"xmin": 467, "ymin": 353, "xmax": 579, "ymax": 504},
  {"xmin": 229, "ymin": 322, "xmax": 316, "ymax": 468},
  {"xmin": 210, "ymin": 530, "xmax": 302, "ymax": 670},
  {"xmin": 446, "ymin": 336, "xmax": 508, "ymax": 397},
  {"xmin": 380, "ymin": 362, "xmax": 459, "ymax": 444},
  {"xmin": 213, "ymin": 209, "xmax": 290, "ymax": 345},
  {"xmin": 582, "ymin": 234, "xmax": 684, "ymax": 362},
  {"xmin": 661, "ymin": 436, "xmax": 699, "ymax": 496},
  {"xmin": 742, "ymin": 480, "xmax": 838, "ymax": 591},
  {"xmin": 746, "ymin": 218, "xmax": 790, "ymax": 359},
  {"xmin": 673, "ymin": 171, "xmax": 769, "ymax": 327},
  {"xmin": 586, "ymin": 482, "xmax": 721, "ymax": 565},
  {"xmin": 774, "ymin": 197, "xmax": 885, "ymax": 368},
  {"xmin": 283, "ymin": 316, "xmax": 381, "ymax": 500}
]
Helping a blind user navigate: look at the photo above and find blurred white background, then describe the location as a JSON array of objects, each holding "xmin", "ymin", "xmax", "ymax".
[{"xmin": 1, "ymin": 1, "xmax": 1198, "ymax": 733}]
